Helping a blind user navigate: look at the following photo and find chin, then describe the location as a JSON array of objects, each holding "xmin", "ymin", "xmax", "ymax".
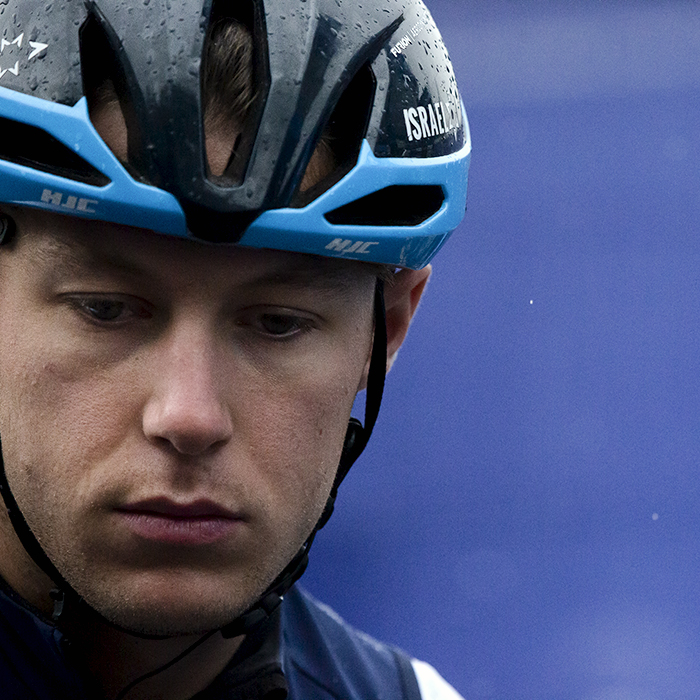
[
  {"xmin": 93, "ymin": 592, "xmax": 254, "ymax": 638},
  {"xmin": 72, "ymin": 567, "xmax": 272, "ymax": 637}
]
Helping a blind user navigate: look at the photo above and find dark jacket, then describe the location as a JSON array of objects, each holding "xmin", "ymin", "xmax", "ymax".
[{"xmin": 0, "ymin": 580, "xmax": 456, "ymax": 699}]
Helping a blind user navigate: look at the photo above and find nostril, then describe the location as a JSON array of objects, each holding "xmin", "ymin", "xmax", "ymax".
[
  {"xmin": 146, "ymin": 423, "xmax": 232, "ymax": 457},
  {"xmin": 142, "ymin": 395, "xmax": 233, "ymax": 457}
]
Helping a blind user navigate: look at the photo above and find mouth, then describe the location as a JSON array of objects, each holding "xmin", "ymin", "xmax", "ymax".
[{"xmin": 115, "ymin": 498, "xmax": 244, "ymax": 546}]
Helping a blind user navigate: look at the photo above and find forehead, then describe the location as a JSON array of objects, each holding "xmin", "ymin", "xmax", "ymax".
[{"xmin": 8, "ymin": 209, "xmax": 377, "ymax": 294}]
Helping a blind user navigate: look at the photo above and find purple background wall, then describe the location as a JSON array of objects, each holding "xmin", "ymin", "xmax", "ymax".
[{"xmin": 304, "ymin": 2, "xmax": 700, "ymax": 698}]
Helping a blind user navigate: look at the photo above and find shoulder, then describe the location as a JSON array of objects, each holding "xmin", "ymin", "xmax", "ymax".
[
  {"xmin": 411, "ymin": 659, "xmax": 466, "ymax": 700},
  {"xmin": 280, "ymin": 586, "xmax": 464, "ymax": 700},
  {"xmin": 0, "ymin": 583, "xmax": 88, "ymax": 699}
]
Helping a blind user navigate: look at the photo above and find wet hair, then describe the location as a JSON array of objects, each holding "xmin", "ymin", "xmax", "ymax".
[
  {"xmin": 204, "ymin": 20, "xmax": 336, "ymax": 189},
  {"xmin": 202, "ymin": 20, "xmax": 256, "ymax": 131},
  {"xmin": 87, "ymin": 18, "xmax": 334, "ymax": 189}
]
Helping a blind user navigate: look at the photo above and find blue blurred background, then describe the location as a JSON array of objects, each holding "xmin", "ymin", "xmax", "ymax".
[{"xmin": 304, "ymin": 2, "xmax": 700, "ymax": 698}]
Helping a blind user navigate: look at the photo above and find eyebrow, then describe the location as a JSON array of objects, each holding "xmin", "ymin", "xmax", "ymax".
[
  {"xmin": 34, "ymin": 234, "xmax": 374, "ymax": 297},
  {"xmin": 245, "ymin": 258, "xmax": 373, "ymax": 296},
  {"xmin": 34, "ymin": 234, "xmax": 148, "ymax": 282}
]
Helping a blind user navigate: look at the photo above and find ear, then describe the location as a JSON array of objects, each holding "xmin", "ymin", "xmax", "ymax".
[
  {"xmin": 357, "ymin": 266, "xmax": 431, "ymax": 391},
  {"xmin": 384, "ymin": 265, "xmax": 431, "ymax": 372}
]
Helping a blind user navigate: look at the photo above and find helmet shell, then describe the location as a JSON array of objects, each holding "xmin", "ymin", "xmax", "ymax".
[{"xmin": 0, "ymin": 0, "xmax": 470, "ymax": 268}]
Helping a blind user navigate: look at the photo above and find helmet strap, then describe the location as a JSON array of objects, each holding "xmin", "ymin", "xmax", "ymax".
[
  {"xmin": 0, "ymin": 214, "xmax": 16, "ymax": 246},
  {"xmin": 317, "ymin": 278, "xmax": 387, "ymax": 530}
]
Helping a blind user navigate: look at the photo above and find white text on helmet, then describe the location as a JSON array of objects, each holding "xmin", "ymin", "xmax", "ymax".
[
  {"xmin": 403, "ymin": 100, "xmax": 463, "ymax": 143},
  {"xmin": 389, "ymin": 20, "xmax": 426, "ymax": 58},
  {"xmin": 325, "ymin": 239, "xmax": 379, "ymax": 255},
  {"xmin": 40, "ymin": 189, "xmax": 98, "ymax": 214}
]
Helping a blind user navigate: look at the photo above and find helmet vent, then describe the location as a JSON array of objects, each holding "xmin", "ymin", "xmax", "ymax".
[
  {"xmin": 324, "ymin": 185, "xmax": 444, "ymax": 227},
  {"xmin": 293, "ymin": 62, "xmax": 377, "ymax": 208},
  {"xmin": 0, "ymin": 117, "xmax": 110, "ymax": 187},
  {"xmin": 80, "ymin": 10, "xmax": 146, "ymax": 184},
  {"xmin": 203, "ymin": 0, "xmax": 266, "ymax": 186}
]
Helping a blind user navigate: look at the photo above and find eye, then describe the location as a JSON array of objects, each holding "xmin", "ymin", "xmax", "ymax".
[
  {"xmin": 68, "ymin": 295, "xmax": 152, "ymax": 325},
  {"xmin": 258, "ymin": 313, "xmax": 310, "ymax": 337},
  {"xmin": 241, "ymin": 309, "xmax": 317, "ymax": 340},
  {"xmin": 81, "ymin": 298, "xmax": 127, "ymax": 321}
]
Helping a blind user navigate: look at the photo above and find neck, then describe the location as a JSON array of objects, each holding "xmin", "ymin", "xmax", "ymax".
[
  {"xmin": 0, "ymin": 509, "xmax": 244, "ymax": 700},
  {"xmin": 64, "ymin": 610, "xmax": 244, "ymax": 700}
]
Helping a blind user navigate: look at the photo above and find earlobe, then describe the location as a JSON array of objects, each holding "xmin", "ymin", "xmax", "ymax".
[{"xmin": 384, "ymin": 265, "xmax": 431, "ymax": 371}]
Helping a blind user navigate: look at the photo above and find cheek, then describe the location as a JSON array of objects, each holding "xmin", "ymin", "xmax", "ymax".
[
  {"xmin": 228, "ymin": 310, "xmax": 374, "ymax": 503},
  {"xmin": 0, "ymin": 328, "xmax": 145, "ymax": 514},
  {"xmin": 234, "ymin": 355, "xmax": 362, "ymax": 525}
]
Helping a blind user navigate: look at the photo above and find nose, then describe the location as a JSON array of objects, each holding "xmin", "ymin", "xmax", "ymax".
[{"xmin": 142, "ymin": 322, "xmax": 233, "ymax": 456}]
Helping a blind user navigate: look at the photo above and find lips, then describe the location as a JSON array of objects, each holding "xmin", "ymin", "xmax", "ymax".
[
  {"xmin": 119, "ymin": 497, "xmax": 240, "ymax": 519},
  {"xmin": 116, "ymin": 498, "xmax": 243, "ymax": 545}
]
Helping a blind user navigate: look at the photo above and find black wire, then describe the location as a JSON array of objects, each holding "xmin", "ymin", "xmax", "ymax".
[{"xmin": 114, "ymin": 629, "xmax": 219, "ymax": 700}]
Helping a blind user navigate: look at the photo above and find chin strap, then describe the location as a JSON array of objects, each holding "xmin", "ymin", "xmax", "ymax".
[
  {"xmin": 0, "ymin": 278, "xmax": 387, "ymax": 652},
  {"xmin": 0, "ymin": 214, "xmax": 15, "ymax": 245},
  {"xmin": 317, "ymin": 279, "xmax": 387, "ymax": 530},
  {"xmin": 0, "ymin": 443, "xmax": 74, "ymax": 618}
]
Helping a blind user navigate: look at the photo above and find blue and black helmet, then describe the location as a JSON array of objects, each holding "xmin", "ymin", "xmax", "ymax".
[{"xmin": 0, "ymin": 0, "xmax": 469, "ymax": 269}]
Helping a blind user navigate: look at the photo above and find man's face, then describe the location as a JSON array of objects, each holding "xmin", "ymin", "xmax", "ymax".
[{"xmin": 0, "ymin": 210, "xmax": 375, "ymax": 635}]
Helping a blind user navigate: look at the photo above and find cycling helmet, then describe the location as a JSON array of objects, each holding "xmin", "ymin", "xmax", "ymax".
[
  {"xmin": 0, "ymin": 0, "xmax": 469, "ymax": 269},
  {"xmin": 0, "ymin": 0, "xmax": 470, "ymax": 647}
]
